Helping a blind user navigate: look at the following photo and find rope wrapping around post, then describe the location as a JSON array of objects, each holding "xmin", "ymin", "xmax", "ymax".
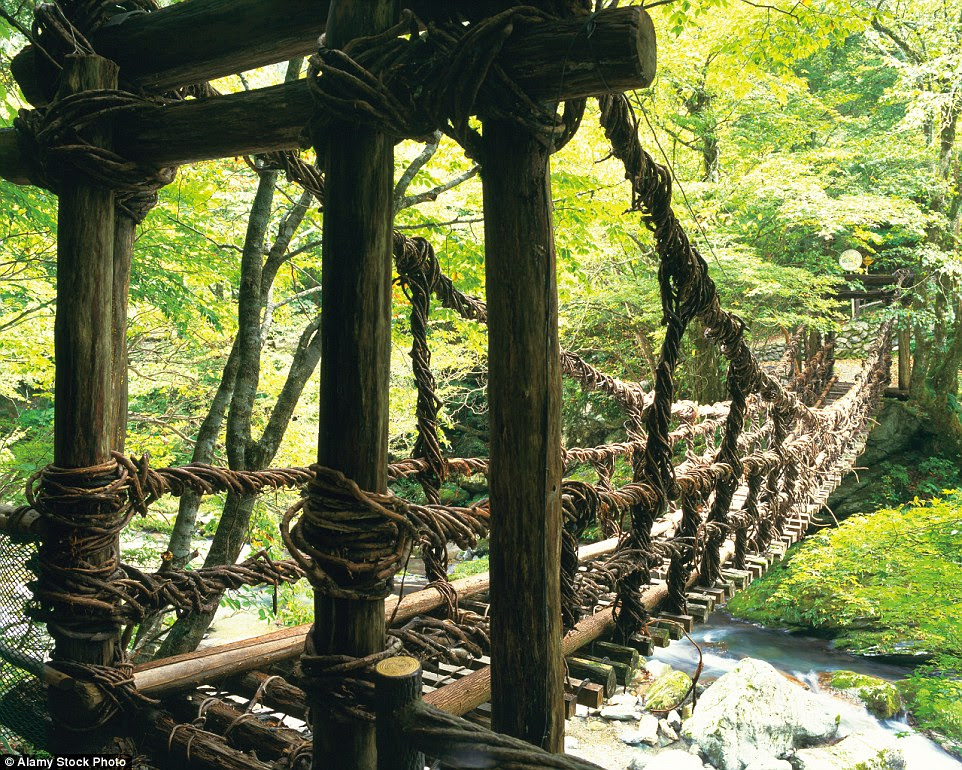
[
  {"xmin": 394, "ymin": 234, "xmax": 450, "ymax": 590},
  {"xmin": 375, "ymin": 655, "xmax": 606, "ymax": 770}
]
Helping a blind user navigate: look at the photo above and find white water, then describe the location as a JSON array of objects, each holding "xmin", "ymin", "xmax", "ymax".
[{"xmin": 650, "ymin": 611, "xmax": 960, "ymax": 770}]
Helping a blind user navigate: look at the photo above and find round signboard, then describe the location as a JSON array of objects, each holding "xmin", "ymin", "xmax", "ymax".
[{"xmin": 839, "ymin": 249, "xmax": 863, "ymax": 271}]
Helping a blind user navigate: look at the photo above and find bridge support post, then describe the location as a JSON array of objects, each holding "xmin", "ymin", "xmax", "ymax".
[
  {"xmin": 309, "ymin": 2, "xmax": 396, "ymax": 769},
  {"xmin": 898, "ymin": 327, "xmax": 911, "ymax": 391},
  {"xmin": 482, "ymin": 120, "xmax": 564, "ymax": 751},
  {"xmin": 44, "ymin": 54, "xmax": 129, "ymax": 752}
]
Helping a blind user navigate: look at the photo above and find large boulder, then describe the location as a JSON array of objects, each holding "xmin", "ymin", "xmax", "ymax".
[
  {"xmin": 793, "ymin": 732, "xmax": 905, "ymax": 770},
  {"xmin": 825, "ymin": 670, "xmax": 904, "ymax": 719},
  {"xmin": 682, "ymin": 658, "xmax": 840, "ymax": 770},
  {"xmin": 645, "ymin": 669, "xmax": 693, "ymax": 711}
]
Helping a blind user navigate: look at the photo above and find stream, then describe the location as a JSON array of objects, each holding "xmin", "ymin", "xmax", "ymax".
[{"xmin": 649, "ymin": 610, "xmax": 961, "ymax": 770}]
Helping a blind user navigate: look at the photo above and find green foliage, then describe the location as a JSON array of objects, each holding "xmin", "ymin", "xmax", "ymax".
[
  {"xmin": 728, "ymin": 493, "xmax": 962, "ymax": 747},
  {"xmin": 863, "ymin": 452, "xmax": 962, "ymax": 509},
  {"xmin": 449, "ymin": 555, "xmax": 490, "ymax": 581}
]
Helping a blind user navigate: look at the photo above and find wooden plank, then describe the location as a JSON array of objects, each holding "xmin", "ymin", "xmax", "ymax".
[
  {"xmin": 566, "ymin": 657, "xmax": 617, "ymax": 697},
  {"xmin": 624, "ymin": 634, "xmax": 655, "ymax": 656},
  {"xmin": 483, "ymin": 110, "xmax": 564, "ymax": 749},
  {"xmin": 579, "ymin": 654, "xmax": 632, "ymax": 686},
  {"xmin": 592, "ymin": 641, "xmax": 640, "ymax": 670},
  {"xmin": 647, "ymin": 627, "xmax": 671, "ymax": 647},
  {"xmin": 565, "ymin": 678, "xmax": 605, "ymax": 709},
  {"xmin": 45, "ymin": 53, "xmax": 121, "ymax": 754},
  {"xmin": 652, "ymin": 618, "xmax": 687, "ymax": 638},
  {"xmin": 310, "ymin": 3, "xmax": 396, "ymax": 768},
  {"xmin": 685, "ymin": 591, "xmax": 715, "ymax": 611}
]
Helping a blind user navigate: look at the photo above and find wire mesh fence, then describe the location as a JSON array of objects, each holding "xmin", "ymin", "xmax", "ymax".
[{"xmin": 0, "ymin": 533, "xmax": 50, "ymax": 752}]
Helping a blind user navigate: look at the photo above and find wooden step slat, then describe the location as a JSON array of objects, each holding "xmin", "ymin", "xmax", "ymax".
[{"xmin": 566, "ymin": 657, "xmax": 617, "ymax": 697}]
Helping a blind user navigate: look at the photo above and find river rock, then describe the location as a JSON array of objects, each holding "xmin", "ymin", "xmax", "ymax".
[
  {"xmin": 825, "ymin": 670, "xmax": 904, "ymax": 719},
  {"xmin": 601, "ymin": 705, "xmax": 640, "ymax": 721},
  {"xmin": 627, "ymin": 748, "xmax": 708, "ymax": 770},
  {"xmin": 646, "ymin": 669, "xmax": 692, "ymax": 711},
  {"xmin": 666, "ymin": 709, "xmax": 682, "ymax": 730},
  {"xmin": 645, "ymin": 660, "xmax": 673, "ymax": 679},
  {"xmin": 793, "ymin": 732, "xmax": 905, "ymax": 770},
  {"xmin": 682, "ymin": 658, "xmax": 840, "ymax": 770},
  {"xmin": 621, "ymin": 714, "xmax": 660, "ymax": 746},
  {"xmin": 658, "ymin": 718, "xmax": 679, "ymax": 742},
  {"xmin": 601, "ymin": 695, "xmax": 641, "ymax": 721}
]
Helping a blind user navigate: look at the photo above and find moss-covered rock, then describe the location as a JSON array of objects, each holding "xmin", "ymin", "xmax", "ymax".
[
  {"xmin": 828, "ymin": 670, "xmax": 904, "ymax": 719},
  {"xmin": 645, "ymin": 669, "xmax": 692, "ymax": 711}
]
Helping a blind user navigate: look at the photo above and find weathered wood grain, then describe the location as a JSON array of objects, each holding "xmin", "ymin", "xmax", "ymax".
[{"xmin": 483, "ymin": 116, "xmax": 565, "ymax": 751}]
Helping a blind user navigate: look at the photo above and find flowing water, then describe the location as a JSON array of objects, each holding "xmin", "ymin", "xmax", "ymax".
[{"xmin": 650, "ymin": 610, "xmax": 961, "ymax": 769}]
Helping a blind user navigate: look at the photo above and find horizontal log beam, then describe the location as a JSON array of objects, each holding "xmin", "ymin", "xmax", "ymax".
[
  {"xmin": 16, "ymin": 1, "xmax": 540, "ymax": 98},
  {"xmin": 128, "ymin": 535, "xmax": 626, "ymax": 695},
  {"xmin": 0, "ymin": 6, "xmax": 655, "ymax": 178},
  {"xmin": 23, "ymin": 516, "xmax": 692, "ymax": 704},
  {"xmin": 117, "ymin": 6, "xmax": 653, "ymax": 167},
  {"xmin": 422, "ymin": 538, "xmax": 737, "ymax": 716}
]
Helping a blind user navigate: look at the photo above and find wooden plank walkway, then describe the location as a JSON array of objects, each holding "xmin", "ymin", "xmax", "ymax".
[{"xmin": 422, "ymin": 379, "xmax": 871, "ymax": 723}]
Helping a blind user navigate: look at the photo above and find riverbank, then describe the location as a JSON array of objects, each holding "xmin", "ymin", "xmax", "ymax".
[
  {"xmin": 726, "ymin": 492, "xmax": 962, "ymax": 754},
  {"xmin": 565, "ymin": 647, "xmax": 960, "ymax": 770}
]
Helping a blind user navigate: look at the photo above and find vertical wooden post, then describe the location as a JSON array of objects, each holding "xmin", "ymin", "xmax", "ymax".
[
  {"xmin": 112, "ymin": 218, "xmax": 136, "ymax": 450},
  {"xmin": 374, "ymin": 656, "xmax": 424, "ymax": 770},
  {"xmin": 898, "ymin": 326, "xmax": 911, "ymax": 392},
  {"xmin": 312, "ymin": 2, "xmax": 396, "ymax": 768},
  {"xmin": 482, "ymin": 120, "xmax": 564, "ymax": 752},
  {"xmin": 46, "ymin": 54, "xmax": 120, "ymax": 751}
]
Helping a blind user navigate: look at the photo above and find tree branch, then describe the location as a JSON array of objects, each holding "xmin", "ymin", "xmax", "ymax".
[
  {"xmin": 871, "ymin": 17, "xmax": 922, "ymax": 64},
  {"xmin": 393, "ymin": 131, "xmax": 442, "ymax": 210},
  {"xmin": 397, "ymin": 165, "xmax": 480, "ymax": 212},
  {"xmin": 251, "ymin": 315, "xmax": 323, "ymax": 465}
]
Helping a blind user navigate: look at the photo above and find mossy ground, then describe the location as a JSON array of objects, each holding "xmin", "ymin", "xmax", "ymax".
[
  {"xmin": 727, "ymin": 493, "xmax": 962, "ymax": 751},
  {"xmin": 828, "ymin": 670, "xmax": 903, "ymax": 719}
]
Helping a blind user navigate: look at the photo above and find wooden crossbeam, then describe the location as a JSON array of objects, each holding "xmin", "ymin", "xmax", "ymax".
[
  {"xmin": 14, "ymin": 0, "xmax": 554, "ymax": 98},
  {"xmin": 0, "ymin": 6, "xmax": 655, "ymax": 182}
]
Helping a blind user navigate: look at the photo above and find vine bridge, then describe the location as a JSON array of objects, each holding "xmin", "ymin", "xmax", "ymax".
[{"xmin": 0, "ymin": 0, "xmax": 905, "ymax": 768}]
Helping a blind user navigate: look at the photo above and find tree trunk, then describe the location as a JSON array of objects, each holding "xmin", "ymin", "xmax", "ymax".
[
  {"xmin": 689, "ymin": 319, "xmax": 725, "ymax": 403},
  {"xmin": 483, "ymin": 118, "xmax": 565, "ymax": 752},
  {"xmin": 164, "ymin": 339, "xmax": 241, "ymax": 571}
]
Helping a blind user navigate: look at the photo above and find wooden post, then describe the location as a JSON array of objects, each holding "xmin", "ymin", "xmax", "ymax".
[
  {"xmin": 45, "ymin": 54, "xmax": 121, "ymax": 751},
  {"xmin": 374, "ymin": 656, "xmax": 424, "ymax": 770},
  {"xmin": 898, "ymin": 326, "xmax": 911, "ymax": 391},
  {"xmin": 112, "ymin": 218, "xmax": 136, "ymax": 450},
  {"xmin": 483, "ymin": 120, "xmax": 564, "ymax": 751},
  {"xmin": 311, "ymin": 2, "xmax": 396, "ymax": 769}
]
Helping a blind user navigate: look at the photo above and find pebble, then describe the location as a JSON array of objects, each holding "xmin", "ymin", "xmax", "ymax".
[
  {"xmin": 620, "ymin": 714, "xmax": 659, "ymax": 746},
  {"xmin": 600, "ymin": 703, "xmax": 640, "ymax": 721},
  {"xmin": 666, "ymin": 709, "xmax": 682, "ymax": 730},
  {"xmin": 658, "ymin": 718, "xmax": 679, "ymax": 742}
]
